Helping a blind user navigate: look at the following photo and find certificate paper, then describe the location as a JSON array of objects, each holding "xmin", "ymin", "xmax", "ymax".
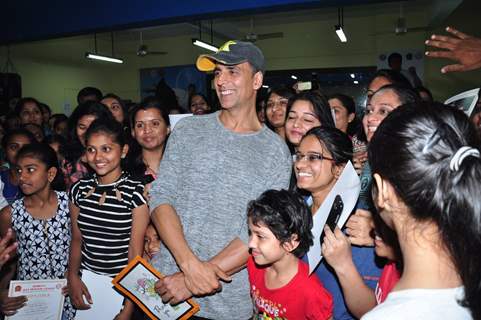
[
  {"xmin": 306, "ymin": 161, "xmax": 361, "ymax": 274},
  {"xmin": 75, "ymin": 269, "xmax": 124, "ymax": 320},
  {"xmin": 112, "ymin": 256, "xmax": 200, "ymax": 320},
  {"xmin": 6, "ymin": 279, "xmax": 66, "ymax": 320},
  {"xmin": 169, "ymin": 114, "xmax": 192, "ymax": 130}
]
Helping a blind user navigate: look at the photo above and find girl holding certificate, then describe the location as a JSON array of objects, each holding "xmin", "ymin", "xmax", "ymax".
[
  {"xmin": 0, "ymin": 143, "xmax": 74, "ymax": 319},
  {"xmin": 294, "ymin": 126, "xmax": 382, "ymax": 319},
  {"xmin": 68, "ymin": 119, "xmax": 149, "ymax": 320}
]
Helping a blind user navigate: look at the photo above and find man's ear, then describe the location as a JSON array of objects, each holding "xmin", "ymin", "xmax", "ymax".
[
  {"xmin": 282, "ymin": 234, "xmax": 300, "ymax": 253},
  {"xmin": 253, "ymin": 71, "xmax": 263, "ymax": 90}
]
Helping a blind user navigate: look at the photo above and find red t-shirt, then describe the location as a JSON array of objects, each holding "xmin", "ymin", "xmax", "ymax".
[
  {"xmin": 375, "ymin": 261, "xmax": 401, "ymax": 303},
  {"xmin": 247, "ymin": 257, "xmax": 333, "ymax": 320}
]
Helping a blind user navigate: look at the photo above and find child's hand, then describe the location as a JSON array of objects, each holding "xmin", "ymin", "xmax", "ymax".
[
  {"xmin": 322, "ymin": 226, "xmax": 353, "ymax": 272},
  {"xmin": 0, "ymin": 289, "xmax": 27, "ymax": 316},
  {"xmin": 345, "ymin": 209, "xmax": 374, "ymax": 246},
  {"xmin": 61, "ymin": 271, "xmax": 69, "ymax": 296},
  {"xmin": 113, "ymin": 308, "xmax": 131, "ymax": 320},
  {"xmin": 68, "ymin": 274, "xmax": 92, "ymax": 310}
]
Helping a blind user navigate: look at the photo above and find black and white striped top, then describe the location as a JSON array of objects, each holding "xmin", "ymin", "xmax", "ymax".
[{"xmin": 69, "ymin": 173, "xmax": 147, "ymax": 277}]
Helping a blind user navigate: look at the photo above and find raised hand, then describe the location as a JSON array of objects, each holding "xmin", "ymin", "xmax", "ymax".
[
  {"xmin": 322, "ymin": 226, "xmax": 353, "ymax": 272},
  {"xmin": 426, "ymin": 27, "xmax": 481, "ymax": 73}
]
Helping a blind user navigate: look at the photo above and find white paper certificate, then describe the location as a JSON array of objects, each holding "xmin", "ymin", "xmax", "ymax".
[
  {"xmin": 75, "ymin": 269, "xmax": 124, "ymax": 320},
  {"xmin": 6, "ymin": 279, "xmax": 66, "ymax": 320},
  {"xmin": 306, "ymin": 161, "xmax": 361, "ymax": 274}
]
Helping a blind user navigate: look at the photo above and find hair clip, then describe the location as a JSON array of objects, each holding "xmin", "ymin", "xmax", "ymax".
[
  {"xmin": 422, "ymin": 128, "xmax": 442, "ymax": 154},
  {"xmin": 449, "ymin": 146, "xmax": 480, "ymax": 171}
]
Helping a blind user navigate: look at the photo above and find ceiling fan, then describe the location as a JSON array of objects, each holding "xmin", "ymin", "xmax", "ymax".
[
  {"xmin": 135, "ymin": 31, "xmax": 167, "ymax": 57},
  {"xmin": 370, "ymin": 3, "xmax": 430, "ymax": 36},
  {"xmin": 394, "ymin": 3, "xmax": 430, "ymax": 35},
  {"xmin": 244, "ymin": 17, "xmax": 284, "ymax": 42}
]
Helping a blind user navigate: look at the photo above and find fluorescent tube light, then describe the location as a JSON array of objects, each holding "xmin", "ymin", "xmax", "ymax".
[
  {"xmin": 350, "ymin": 73, "xmax": 355, "ymax": 78},
  {"xmin": 335, "ymin": 25, "xmax": 347, "ymax": 43},
  {"xmin": 262, "ymin": 85, "xmax": 269, "ymax": 88},
  {"xmin": 291, "ymin": 75, "xmax": 298, "ymax": 80},
  {"xmin": 353, "ymin": 80, "xmax": 359, "ymax": 84},
  {"xmin": 192, "ymin": 39, "xmax": 218, "ymax": 52},
  {"xmin": 85, "ymin": 53, "xmax": 123, "ymax": 64}
]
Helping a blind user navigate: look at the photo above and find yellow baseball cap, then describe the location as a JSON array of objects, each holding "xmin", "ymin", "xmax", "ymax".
[{"xmin": 196, "ymin": 40, "xmax": 265, "ymax": 72}]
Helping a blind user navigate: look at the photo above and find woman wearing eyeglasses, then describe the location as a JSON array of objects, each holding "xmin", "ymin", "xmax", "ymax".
[
  {"xmin": 293, "ymin": 126, "xmax": 351, "ymax": 212},
  {"xmin": 294, "ymin": 126, "xmax": 383, "ymax": 320},
  {"xmin": 264, "ymin": 86, "xmax": 295, "ymax": 139}
]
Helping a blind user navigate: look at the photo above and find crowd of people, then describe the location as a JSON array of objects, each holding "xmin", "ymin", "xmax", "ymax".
[{"xmin": 0, "ymin": 26, "xmax": 480, "ymax": 320}]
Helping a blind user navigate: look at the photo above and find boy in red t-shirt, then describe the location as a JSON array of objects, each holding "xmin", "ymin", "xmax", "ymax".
[{"xmin": 246, "ymin": 189, "xmax": 333, "ymax": 320}]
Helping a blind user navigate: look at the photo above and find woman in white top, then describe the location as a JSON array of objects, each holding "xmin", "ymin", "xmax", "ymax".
[{"xmin": 362, "ymin": 102, "xmax": 479, "ymax": 320}]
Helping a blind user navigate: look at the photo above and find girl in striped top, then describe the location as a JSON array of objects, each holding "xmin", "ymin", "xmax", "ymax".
[{"xmin": 67, "ymin": 118, "xmax": 149, "ymax": 320}]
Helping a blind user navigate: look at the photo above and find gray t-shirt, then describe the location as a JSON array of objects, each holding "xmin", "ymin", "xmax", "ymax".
[{"xmin": 150, "ymin": 111, "xmax": 292, "ymax": 319}]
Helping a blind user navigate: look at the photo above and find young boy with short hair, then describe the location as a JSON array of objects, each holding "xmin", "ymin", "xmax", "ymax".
[{"xmin": 247, "ymin": 189, "xmax": 333, "ymax": 320}]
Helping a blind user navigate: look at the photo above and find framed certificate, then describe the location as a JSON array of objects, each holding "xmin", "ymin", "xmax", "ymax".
[
  {"xmin": 112, "ymin": 256, "xmax": 199, "ymax": 320},
  {"xmin": 6, "ymin": 279, "xmax": 66, "ymax": 320}
]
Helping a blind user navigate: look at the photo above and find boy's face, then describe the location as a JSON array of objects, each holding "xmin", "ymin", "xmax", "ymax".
[{"xmin": 248, "ymin": 218, "xmax": 289, "ymax": 266}]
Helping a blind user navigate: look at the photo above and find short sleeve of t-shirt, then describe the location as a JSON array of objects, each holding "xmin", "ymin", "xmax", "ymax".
[
  {"xmin": 69, "ymin": 179, "xmax": 83, "ymax": 206},
  {"xmin": 130, "ymin": 183, "xmax": 147, "ymax": 209},
  {"xmin": 306, "ymin": 277, "xmax": 334, "ymax": 320}
]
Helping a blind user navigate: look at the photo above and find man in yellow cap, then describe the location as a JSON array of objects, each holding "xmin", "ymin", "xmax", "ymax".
[{"xmin": 149, "ymin": 40, "xmax": 292, "ymax": 319}]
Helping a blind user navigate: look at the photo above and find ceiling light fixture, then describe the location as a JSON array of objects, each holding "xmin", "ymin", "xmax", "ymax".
[
  {"xmin": 350, "ymin": 73, "xmax": 355, "ymax": 78},
  {"xmin": 335, "ymin": 7, "xmax": 347, "ymax": 43},
  {"xmin": 85, "ymin": 33, "xmax": 123, "ymax": 64},
  {"xmin": 192, "ymin": 39, "xmax": 218, "ymax": 52},
  {"xmin": 291, "ymin": 75, "xmax": 298, "ymax": 80},
  {"xmin": 353, "ymin": 80, "xmax": 359, "ymax": 84},
  {"xmin": 85, "ymin": 53, "xmax": 123, "ymax": 63},
  {"xmin": 193, "ymin": 20, "xmax": 218, "ymax": 52}
]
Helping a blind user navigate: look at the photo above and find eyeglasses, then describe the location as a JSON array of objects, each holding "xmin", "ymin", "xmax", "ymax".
[
  {"xmin": 293, "ymin": 152, "xmax": 334, "ymax": 163},
  {"xmin": 266, "ymin": 99, "xmax": 288, "ymax": 110}
]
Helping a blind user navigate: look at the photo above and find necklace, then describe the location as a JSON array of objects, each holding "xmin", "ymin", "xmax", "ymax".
[{"xmin": 84, "ymin": 172, "xmax": 126, "ymax": 205}]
